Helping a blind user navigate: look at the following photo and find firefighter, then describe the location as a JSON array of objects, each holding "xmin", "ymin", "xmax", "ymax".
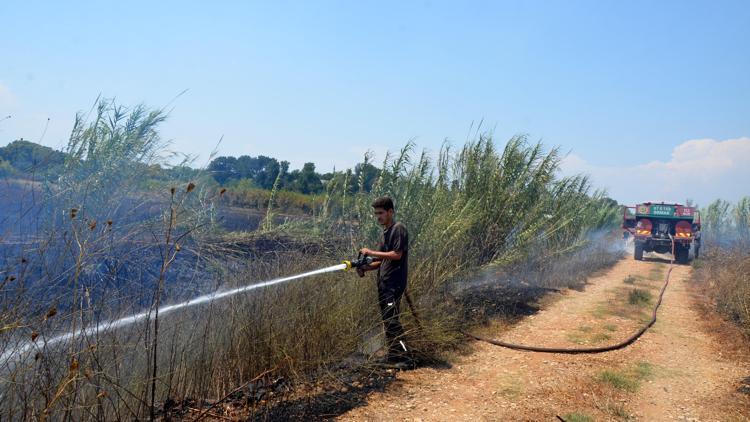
[{"xmin": 357, "ymin": 196, "xmax": 411, "ymax": 366}]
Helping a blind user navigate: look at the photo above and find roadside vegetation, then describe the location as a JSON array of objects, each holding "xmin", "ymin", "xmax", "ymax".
[
  {"xmin": 692, "ymin": 198, "xmax": 750, "ymax": 336},
  {"xmin": 0, "ymin": 99, "xmax": 623, "ymax": 419}
]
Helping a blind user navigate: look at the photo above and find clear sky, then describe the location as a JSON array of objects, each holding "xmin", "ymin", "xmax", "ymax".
[{"xmin": 1, "ymin": 1, "xmax": 748, "ymax": 205}]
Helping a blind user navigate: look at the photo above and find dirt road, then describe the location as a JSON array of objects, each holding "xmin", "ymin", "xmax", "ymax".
[{"xmin": 339, "ymin": 257, "xmax": 750, "ymax": 421}]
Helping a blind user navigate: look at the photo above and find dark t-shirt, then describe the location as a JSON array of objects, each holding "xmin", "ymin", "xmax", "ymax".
[{"xmin": 377, "ymin": 222, "xmax": 408, "ymax": 289}]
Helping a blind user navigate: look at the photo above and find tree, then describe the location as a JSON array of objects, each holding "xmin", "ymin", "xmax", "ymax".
[
  {"xmin": 208, "ymin": 153, "xmax": 331, "ymax": 194},
  {"xmin": 254, "ymin": 156, "xmax": 283, "ymax": 189},
  {"xmin": 235, "ymin": 155, "xmax": 260, "ymax": 180},
  {"xmin": 0, "ymin": 139, "xmax": 66, "ymax": 178},
  {"xmin": 207, "ymin": 156, "xmax": 238, "ymax": 184},
  {"xmin": 349, "ymin": 162, "xmax": 379, "ymax": 192},
  {"xmin": 289, "ymin": 162, "xmax": 323, "ymax": 194}
]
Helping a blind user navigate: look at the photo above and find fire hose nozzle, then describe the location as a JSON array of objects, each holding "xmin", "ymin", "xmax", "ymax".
[{"xmin": 343, "ymin": 253, "xmax": 374, "ymax": 271}]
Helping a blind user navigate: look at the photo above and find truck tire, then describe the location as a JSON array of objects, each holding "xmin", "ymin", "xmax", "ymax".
[{"xmin": 634, "ymin": 243, "xmax": 644, "ymax": 261}]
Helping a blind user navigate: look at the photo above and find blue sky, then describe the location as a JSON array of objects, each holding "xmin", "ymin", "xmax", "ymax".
[{"xmin": 1, "ymin": 1, "xmax": 748, "ymax": 205}]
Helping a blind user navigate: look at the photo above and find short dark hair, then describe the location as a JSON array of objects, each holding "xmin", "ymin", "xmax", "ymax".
[{"xmin": 371, "ymin": 196, "xmax": 394, "ymax": 211}]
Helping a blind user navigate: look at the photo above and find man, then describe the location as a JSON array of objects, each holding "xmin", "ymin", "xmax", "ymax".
[{"xmin": 357, "ymin": 196, "xmax": 410, "ymax": 365}]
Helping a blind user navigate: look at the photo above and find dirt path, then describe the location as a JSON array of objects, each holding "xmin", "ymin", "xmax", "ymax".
[{"xmin": 339, "ymin": 258, "xmax": 750, "ymax": 421}]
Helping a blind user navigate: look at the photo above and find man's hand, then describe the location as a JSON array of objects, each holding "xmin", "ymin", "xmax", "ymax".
[{"xmin": 359, "ymin": 247, "xmax": 375, "ymax": 256}]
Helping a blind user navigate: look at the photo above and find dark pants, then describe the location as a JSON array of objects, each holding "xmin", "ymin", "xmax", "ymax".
[{"xmin": 377, "ymin": 283, "xmax": 406, "ymax": 358}]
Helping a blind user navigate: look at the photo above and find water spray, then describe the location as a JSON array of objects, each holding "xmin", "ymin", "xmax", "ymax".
[{"xmin": 2, "ymin": 262, "xmax": 350, "ymax": 363}]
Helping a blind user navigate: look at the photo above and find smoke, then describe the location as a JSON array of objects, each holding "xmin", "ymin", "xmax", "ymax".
[{"xmin": 461, "ymin": 229, "xmax": 624, "ymax": 291}]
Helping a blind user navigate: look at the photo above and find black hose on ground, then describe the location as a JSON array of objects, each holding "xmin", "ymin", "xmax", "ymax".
[{"xmin": 460, "ymin": 241, "xmax": 676, "ymax": 354}]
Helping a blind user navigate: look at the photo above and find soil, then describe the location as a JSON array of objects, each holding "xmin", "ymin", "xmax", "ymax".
[{"xmin": 339, "ymin": 256, "xmax": 750, "ymax": 421}]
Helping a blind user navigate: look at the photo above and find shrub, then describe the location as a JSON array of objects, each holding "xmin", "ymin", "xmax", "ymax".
[{"xmin": 628, "ymin": 288, "xmax": 652, "ymax": 306}]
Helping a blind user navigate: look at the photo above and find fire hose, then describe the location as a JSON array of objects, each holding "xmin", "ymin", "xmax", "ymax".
[{"xmin": 459, "ymin": 238, "xmax": 677, "ymax": 354}]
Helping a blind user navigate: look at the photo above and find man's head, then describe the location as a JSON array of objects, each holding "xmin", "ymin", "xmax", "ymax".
[{"xmin": 371, "ymin": 196, "xmax": 395, "ymax": 227}]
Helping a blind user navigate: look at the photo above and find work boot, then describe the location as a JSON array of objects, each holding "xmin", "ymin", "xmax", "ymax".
[
  {"xmin": 385, "ymin": 347, "xmax": 414, "ymax": 369},
  {"xmin": 374, "ymin": 357, "xmax": 410, "ymax": 370}
]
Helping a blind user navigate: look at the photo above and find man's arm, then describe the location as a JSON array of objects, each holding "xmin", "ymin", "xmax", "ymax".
[{"xmin": 359, "ymin": 248, "xmax": 402, "ymax": 261}]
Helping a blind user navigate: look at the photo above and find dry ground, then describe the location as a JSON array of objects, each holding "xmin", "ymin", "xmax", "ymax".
[{"xmin": 339, "ymin": 257, "xmax": 750, "ymax": 421}]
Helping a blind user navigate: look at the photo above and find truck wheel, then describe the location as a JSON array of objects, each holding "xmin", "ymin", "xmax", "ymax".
[{"xmin": 634, "ymin": 243, "xmax": 644, "ymax": 261}]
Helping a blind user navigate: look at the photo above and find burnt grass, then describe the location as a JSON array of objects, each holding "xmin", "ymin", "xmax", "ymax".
[
  {"xmin": 449, "ymin": 261, "xmax": 598, "ymax": 326},
  {"xmin": 454, "ymin": 279, "xmax": 565, "ymax": 325},
  {"xmin": 161, "ymin": 357, "xmax": 402, "ymax": 421}
]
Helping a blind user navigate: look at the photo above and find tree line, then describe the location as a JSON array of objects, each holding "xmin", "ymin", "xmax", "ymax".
[
  {"xmin": 0, "ymin": 139, "xmax": 380, "ymax": 196},
  {"xmin": 206, "ymin": 154, "xmax": 379, "ymax": 195}
]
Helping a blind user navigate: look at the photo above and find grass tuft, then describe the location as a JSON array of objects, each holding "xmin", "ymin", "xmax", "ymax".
[
  {"xmin": 628, "ymin": 288, "xmax": 652, "ymax": 306},
  {"xmin": 596, "ymin": 361, "xmax": 655, "ymax": 393},
  {"xmin": 562, "ymin": 412, "xmax": 594, "ymax": 422},
  {"xmin": 597, "ymin": 370, "xmax": 639, "ymax": 392}
]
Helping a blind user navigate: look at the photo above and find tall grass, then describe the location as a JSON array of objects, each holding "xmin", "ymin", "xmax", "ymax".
[
  {"xmin": 0, "ymin": 99, "xmax": 222, "ymax": 419},
  {"xmin": 694, "ymin": 197, "xmax": 750, "ymax": 335},
  {"xmin": 0, "ymin": 101, "xmax": 621, "ymax": 419},
  {"xmin": 700, "ymin": 197, "xmax": 750, "ymax": 247},
  {"xmin": 318, "ymin": 135, "xmax": 618, "ymax": 295},
  {"xmin": 280, "ymin": 134, "xmax": 623, "ymax": 359}
]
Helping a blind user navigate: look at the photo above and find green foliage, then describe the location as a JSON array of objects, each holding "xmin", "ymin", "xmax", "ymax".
[
  {"xmin": 0, "ymin": 139, "xmax": 65, "ymax": 178},
  {"xmin": 562, "ymin": 412, "xmax": 594, "ymax": 422},
  {"xmin": 65, "ymin": 100, "xmax": 167, "ymax": 171},
  {"xmin": 286, "ymin": 162, "xmax": 324, "ymax": 194},
  {"xmin": 221, "ymin": 180, "xmax": 323, "ymax": 213},
  {"xmin": 628, "ymin": 288, "xmax": 652, "ymax": 306},
  {"xmin": 701, "ymin": 196, "xmax": 750, "ymax": 245},
  {"xmin": 597, "ymin": 370, "xmax": 639, "ymax": 392},
  {"xmin": 207, "ymin": 155, "xmax": 237, "ymax": 184},
  {"xmin": 55, "ymin": 98, "xmax": 216, "ymax": 233},
  {"xmin": 60, "ymin": 102, "xmax": 153, "ymax": 207},
  {"xmin": 635, "ymin": 361, "xmax": 654, "ymax": 379},
  {"xmin": 0, "ymin": 158, "xmax": 15, "ymax": 177},
  {"xmin": 320, "ymin": 134, "xmax": 619, "ymax": 266},
  {"xmin": 735, "ymin": 197, "xmax": 750, "ymax": 234},
  {"xmin": 207, "ymin": 154, "xmax": 362, "ymax": 195},
  {"xmin": 702, "ymin": 199, "xmax": 731, "ymax": 234},
  {"xmin": 208, "ymin": 154, "xmax": 298, "ymax": 191},
  {"xmin": 597, "ymin": 362, "xmax": 654, "ymax": 393},
  {"xmin": 349, "ymin": 161, "xmax": 379, "ymax": 192}
]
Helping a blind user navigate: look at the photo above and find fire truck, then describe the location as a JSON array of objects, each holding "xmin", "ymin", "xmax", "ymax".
[{"xmin": 622, "ymin": 202, "xmax": 701, "ymax": 264}]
